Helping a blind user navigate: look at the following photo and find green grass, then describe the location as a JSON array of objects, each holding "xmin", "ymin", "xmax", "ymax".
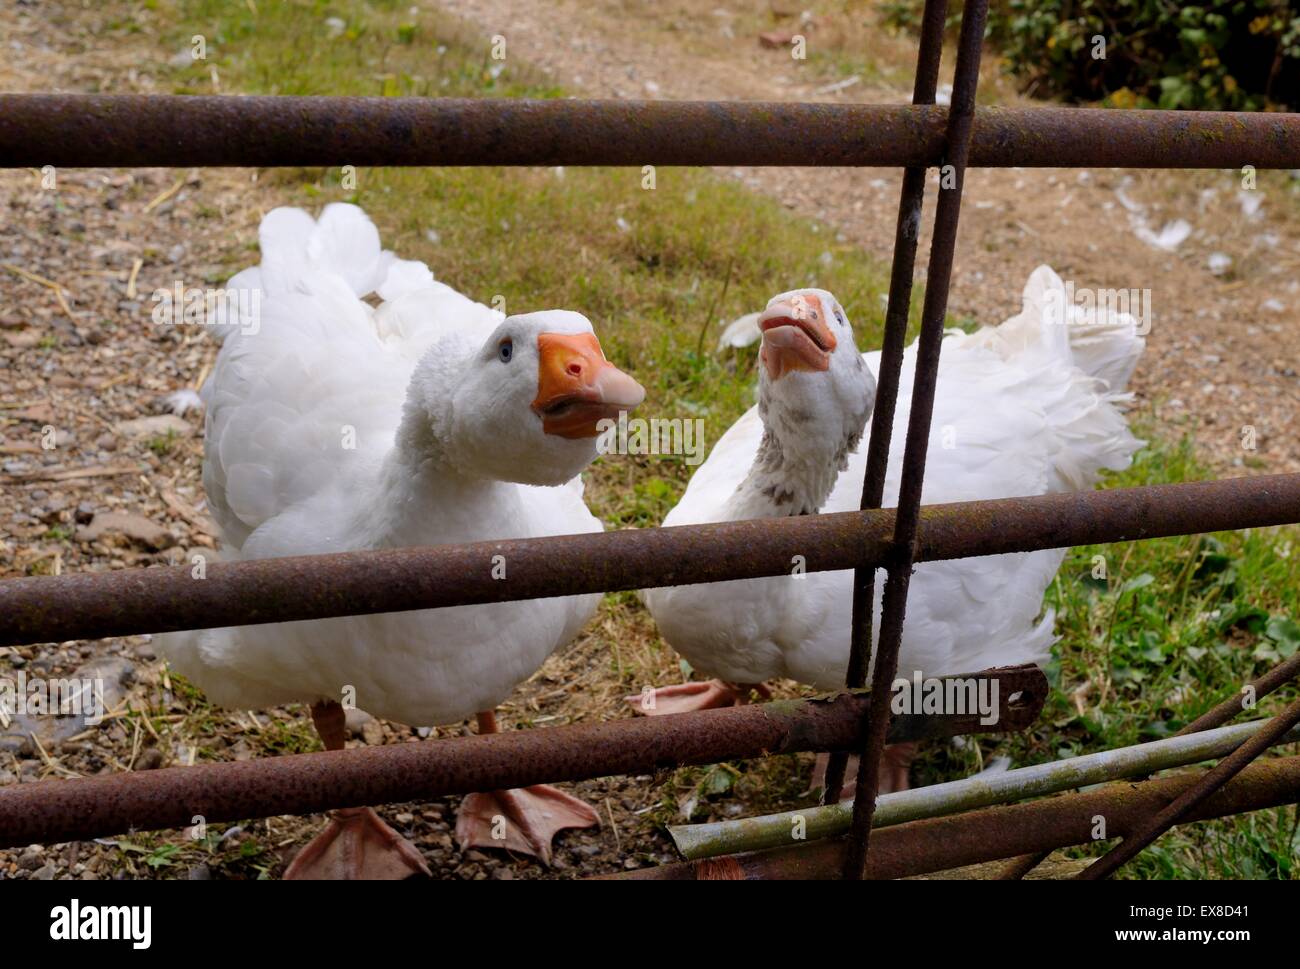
[
  {"xmin": 146, "ymin": 0, "xmax": 1300, "ymax": 878},
  {"xmin": 146, "ymin": 429, "xmax": 180, "ymax": 456},
  {"xmin": 1044, "ymin": 435, "xmax": 1299, "ymax": 878}
]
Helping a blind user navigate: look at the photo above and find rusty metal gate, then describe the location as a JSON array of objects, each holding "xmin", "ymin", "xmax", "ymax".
[{"xmin": 1, "ymin": 0, "xmax": 1299, "ymax": 879}]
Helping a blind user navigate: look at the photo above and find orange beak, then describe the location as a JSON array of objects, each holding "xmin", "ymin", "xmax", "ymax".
[
  {"xmin": 532, "ymin": 332, "xmax": 645, "ymax": 439},
  {"xmin": 758, "ymin": 294, "xmax": 837, "ymax": 380}
]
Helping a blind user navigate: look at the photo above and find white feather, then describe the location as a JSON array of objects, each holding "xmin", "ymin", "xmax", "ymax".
[
  {"xmin": 715, "ymin": 311, "xmax": 763, "ymax": 351},
  {"xmin": 163, "ymin": 388, "xmax": 204, "ymax": 416}
]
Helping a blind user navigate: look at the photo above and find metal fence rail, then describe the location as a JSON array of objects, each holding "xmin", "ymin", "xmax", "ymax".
[
  {"xmin": 2, "ymin": 96, "xmax": 1299, "ymax": 169},
  {"xmin": 2, "ymin": 0, "xmax": 1299, "ymax": 880},
  {"xmin": 2, "ymin": 475, "xmax": 1297, "ymax": 648},
  {"xmin": 0, "ymin": 667, "xmax": 1046, "ymax": 849}
]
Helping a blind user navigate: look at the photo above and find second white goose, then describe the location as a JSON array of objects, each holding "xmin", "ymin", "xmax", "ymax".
[{"xmin": 637, "ymin": 270, "xmax": 1144, "ymax": 793}]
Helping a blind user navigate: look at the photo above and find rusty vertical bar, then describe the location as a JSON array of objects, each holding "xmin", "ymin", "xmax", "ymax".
[
  {"xmin": 821, "ymin": 0, "xmax": 950, "ymax": 807},
  {"xmin": 1174, "ymin": 652, "xmax": 1300, "ymax": 738},
  {"xmin": 841, "ymin": 0, "xmax": 990, "ymax": 879},
  {"xmin": 1077, "ymin": 692, "xmax": 1300, "ymax": 879}
]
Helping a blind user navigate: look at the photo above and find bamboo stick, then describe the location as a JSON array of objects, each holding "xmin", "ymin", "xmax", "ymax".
[{"xmin": 669, "ymin": 718, "xmax": 1300, "ymax": 860}]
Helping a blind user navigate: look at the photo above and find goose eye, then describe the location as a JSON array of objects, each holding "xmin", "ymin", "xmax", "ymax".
[
  {"xmin": 834, "ymin": 308, "xmax": 846, "ymax": 326},
  {"xmin": 498, "ymin": 338, "xmax": 513, "ymax": 363}
]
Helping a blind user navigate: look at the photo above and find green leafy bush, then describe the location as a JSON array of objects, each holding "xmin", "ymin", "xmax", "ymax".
[{"xmin": 882, "ymin": 0, "xmax": 1300, "ymax": 111}]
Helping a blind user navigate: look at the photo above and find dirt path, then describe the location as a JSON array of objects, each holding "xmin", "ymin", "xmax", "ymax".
[{"xmin": 435, "ymin": 0, "xmax": 1300, "ymax": 475}]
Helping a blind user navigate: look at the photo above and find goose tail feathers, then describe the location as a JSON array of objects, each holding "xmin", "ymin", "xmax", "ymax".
[
  {"xmin": 208, "ymin": 203, "xmax": 436, "ymax": 345},
  {"xmin": 957, "ymin": 265, "xmax": 1146, "ymax": 493}
]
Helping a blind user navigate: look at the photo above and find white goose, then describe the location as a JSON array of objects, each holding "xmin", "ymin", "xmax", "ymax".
[
  {"xmin": 638, "ymin": 271, "xmax": 1144, "ymax": 793},
  {"xmin": 161, "ymin": 204, "xmax": 644, "ymax": 876}
]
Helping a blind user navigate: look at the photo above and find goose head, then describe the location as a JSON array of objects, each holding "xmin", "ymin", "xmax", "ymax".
[
  {"xmin": 749, "ymin": 289, "xmax": 875, "ymax": 512},
  {"xmin": 418, "ymin": 309, "xmax": 644, "ymax": 486}
]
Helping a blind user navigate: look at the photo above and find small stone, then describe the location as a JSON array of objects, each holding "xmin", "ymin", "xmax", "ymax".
[
  {"xmin": 0, "ymin": 655, "xmax": 136, "ymax": 755},
  {"xmin": 2, "ymin": 330, "xmax": 40, "ymax": 349},
  {"xmin": 360, "ymin": 719, "xmax": 385, "ymax": 747},
  {"xmin": 113, "ymin": 415, "xmax": 192, "ymax": 440},
  {"xmin": 344, "ymin": 707, "xmax": 373, "ymax": 738},
  {"xmin": 18, "ymin": 846, "xmax": 44, "ymax": 870},
  {"xmin": 186, "ymin": 864, "xmax": 211, "ymax": 881},
  {"xmin": 77, "ymin": 512, "xmax": 175, "ymax": 550},
  {"xmin": 34, "ymin": 863, "xmax": 57, "ymax": 880},
  {"xmin": 37, "ymin": 496, "xmax": 68, "ymax": 523},
  {"xmin": 8, "ymin": 403, "xmax": 55, "ymax": 424},
  {"xmin": 758, "ymin": 30, "xmax": 795, "ymax": 48}
]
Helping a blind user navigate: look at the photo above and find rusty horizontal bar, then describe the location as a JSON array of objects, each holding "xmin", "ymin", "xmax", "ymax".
[
  {"xmin": 603, "ymin": 753, "xmax": 1300, "ymax": 880},
  {"xmin": 1, "ymin": 475, "xmax": 1296, "ymax": 649},
  {"xmin": 0, "ymin": 666, "xmax": 1044, "ymax": 849},
  {"xmin": 1, "ymin": 96, "xmax": 1298, "ymax": 169}
]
